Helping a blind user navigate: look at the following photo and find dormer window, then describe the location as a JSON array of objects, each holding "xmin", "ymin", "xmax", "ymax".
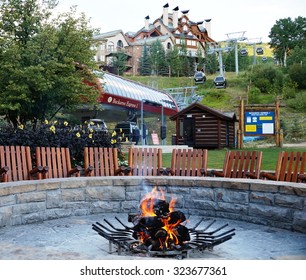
[{"xmin": 183, "ymin": 25, "xmax": 188, "ymax": 32}]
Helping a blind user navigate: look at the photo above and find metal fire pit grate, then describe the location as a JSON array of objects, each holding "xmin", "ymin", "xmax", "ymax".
[{"xmin": 92, "ymin": 216, "xmax": 235, "ymax": 259}]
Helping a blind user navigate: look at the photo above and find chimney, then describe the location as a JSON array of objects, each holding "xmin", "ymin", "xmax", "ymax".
[
  {"xmin": 145, "ymin": 15, "xmax": 150, "ymax": 30},
  {"xmin": 163, "ymin": 3, "xmax": 169, "ymax": 26},
  {"xmin": 181, "ymin": 10, "xmax": 189, "ymax": 17},
  {"xmin": 173, "ymin": 6, "xmax": 179, "ymax": 29},
  {"xmin": 205, "ymin": 19, "xmax": 212, "ymax": 37}
]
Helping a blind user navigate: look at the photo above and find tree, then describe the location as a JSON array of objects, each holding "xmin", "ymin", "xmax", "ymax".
[
  {"xmin": 111, "ymin": 51, "xmax": 129, "ymax": 76},
  {"xmin": 166, "ymin": 44, "xmax": 181, "ymax": 76},
  {"xmin": 0, "ymin": 0, "xmax": 99, "ymax": 127},
  {"xmin": 179, "ymin": 40, "xmax": 193, "ymax": 76},
  {"xmin": 138, "ymin": 44, "xmax": 151, "ymax": 76},
  {"xmin": 269, "ymin": 17, "xmax": 306, "ymax": 67},
  {"xmin": 149, "ymin": 40, "xmax": 167, "ymax": 76}
]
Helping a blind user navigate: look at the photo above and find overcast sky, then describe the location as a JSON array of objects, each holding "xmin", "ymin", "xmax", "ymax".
[{"xmin": 55, "ymin": 0, "xmax": 305, "ymax": 42}]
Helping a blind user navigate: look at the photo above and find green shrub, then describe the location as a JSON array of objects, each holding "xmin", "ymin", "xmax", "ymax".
[
  {"xmin": 0, "ymin": 120, "xmax": 122, "ymax": 166},
  {"xmin": 288, "ymin": 63, "xmax": 306, "ymax": 89},
  {"xmin": 247, "ymin": 64, "xmax": 285, "ymax": 94},
  {"xmin": 286, "ymin": 92, "xmax": 306, "ymax": 112}
]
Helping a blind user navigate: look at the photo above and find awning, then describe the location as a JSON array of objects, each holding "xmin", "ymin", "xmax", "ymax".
[{"xmin": 98, "ymin": 73, "xmax": 179, "ymax": 116}]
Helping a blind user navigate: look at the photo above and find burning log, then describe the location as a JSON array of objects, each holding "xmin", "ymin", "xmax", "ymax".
[{"xmin": 92, "ymin": 187, "xmax": 235, "ymax": 258}]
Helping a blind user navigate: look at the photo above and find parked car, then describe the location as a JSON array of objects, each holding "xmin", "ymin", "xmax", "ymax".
[
  {"xmin": 240, "ymin": 48, "xmax": 248, "ymax": 56},
  {"xmin": 114, "ymin": 121, "xmax": 140, "ymax": 143},
  {"xmin": 214, "ymin": 76, "xmax": 227, "ymax": 89},
  {"xmin": 193, "ymin": 71, "xmax": 206, "ymax": 84},
  {"xmin": 87, "ymin": 119, "xmax": 108, "ymax": 132},
  {"xmin": 262, "ymin": 56, "xmax": 268, "ymax": 62},
  {"xmin": 256, "ymin": 47, "xmax": 264, "ymax": 55}
]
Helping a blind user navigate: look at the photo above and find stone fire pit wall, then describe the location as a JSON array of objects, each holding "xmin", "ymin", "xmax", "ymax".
[{"xmin": 0, "ymin": 176, "xmax": 306, "ymax": 233}]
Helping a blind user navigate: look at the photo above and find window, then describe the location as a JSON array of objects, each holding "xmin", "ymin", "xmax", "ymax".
[
  {"xmin": 167, "ymin": 42, "xmax": 172, "ymax": 49},
  {"xmin": 108, "ymin": 41, "xmax": 114, "ymax": 52},
  {"xmin": 117, "ymin": 40, "xmax": 124, "ymax": 49}
]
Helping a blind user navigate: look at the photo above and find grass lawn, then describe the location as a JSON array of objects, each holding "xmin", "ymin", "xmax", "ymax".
[{"xmin": 160, "ymin": 147, "xmax": 306, "ymax": 171}]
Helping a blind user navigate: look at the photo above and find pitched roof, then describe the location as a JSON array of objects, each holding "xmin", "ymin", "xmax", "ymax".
[
  {"xmin": 93, "ymin": 30, "xmax": 125, "ymax": 40},
  {"xmin": 170, "ymin": 102, "xmax": 237, "ymax": 121}
]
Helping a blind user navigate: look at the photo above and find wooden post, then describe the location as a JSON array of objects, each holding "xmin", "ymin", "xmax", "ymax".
[
  {"xmin": 275, "ymin": 96, "xmax": 280, "ymax": 147},
  {"xmin": 237, "ymin": 97, "xmax": 244, "ymax": 149}
]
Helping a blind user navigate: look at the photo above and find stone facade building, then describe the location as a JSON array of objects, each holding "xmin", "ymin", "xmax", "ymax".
[{"xmin": 93, "ymin": 3, "xmax": 215, "ymax": 75}]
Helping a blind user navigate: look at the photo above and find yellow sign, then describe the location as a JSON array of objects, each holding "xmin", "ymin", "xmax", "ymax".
[
  {"xmin": 260, "ymin": 116, "xmax": 273, "ymax": 121},
  {"xmin": 245, "ymin": 125, "xmax": 257, "ymax": 132}
]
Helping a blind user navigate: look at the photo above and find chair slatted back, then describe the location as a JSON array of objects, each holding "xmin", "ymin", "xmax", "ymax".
[
  {"xmin": 84, "ymin": 147, "xmax": 119, "ymax": 176},
  {"xmin": 128, "ymin": 147, "xmax": 162, "ymax": 176},
  {"xmin": 223, "ymin": 150, "xmax": 262, "ymax": 178},
  {"xmin": 0, "ymin": 146, "xmax": 33, "ymax": 182},
  {"xmin": 35, "ymin": 147, "xmax": 75, "ymax": 178},
  {"xmin": 275, "ymin": 151, "xmax": 306, "ymax": 182},
  {"xmin": 171, "ymin": 149, "xmax": 208, "ymax": 176}
]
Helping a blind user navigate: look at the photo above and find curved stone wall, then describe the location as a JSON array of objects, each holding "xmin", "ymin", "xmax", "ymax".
[{"xmin": 0, "ymin": 177, "xmax": 305, "ymax": 233}]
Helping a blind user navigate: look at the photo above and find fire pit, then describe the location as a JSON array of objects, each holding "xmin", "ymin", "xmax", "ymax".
[{"xmin": 92, "ymin": 187, "xmax": 235, "ymax": 258}]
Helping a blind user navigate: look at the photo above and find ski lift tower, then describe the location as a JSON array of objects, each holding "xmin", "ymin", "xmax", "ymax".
[
  {"xmin": 207, "ymin": 43, "xmax": 232, "ymax": 77},
  {"xmin": 225, "ymin": 31, "xmax": 247, "ymax": 76},
  {"xmin": 247, "ymin": 38, "xmax": 262, "ymax": 65}
]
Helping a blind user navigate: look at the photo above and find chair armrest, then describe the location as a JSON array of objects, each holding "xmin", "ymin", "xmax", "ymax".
[
  {"xmin": 119, "ymin": 166, "xmax": 132, "ymax": 176},
  {"xmin": 298, "ymin": 174, "xmax": 306, "ymax": 183},
  {"xmin": 260, "ymin": 171, "xmax": 277, "ymax": 180},
  {"xmin": 165, "ymin": 167, "xmax": 174, "ymax": 176},
  {"xmin": 0, "ymin": 166, "xmax": 9, "ymax": 175},
  {"xmin": 245, "ymin": 171, "xmax": 259, "ymax": 179},
  {"xmin": 0, "ymin": 166, "xmax": 9, "ymax": 182},
  {"xmin": 29, "ymin": 166, "xmax": 44, "ymax": 179},
  {"xmin": 211, "ymin": 170, "xmax": 225, "ymax": 177},
  {"xmin": 68, "ymin": 166, "xmax": 82, "ymax": 177},
  {"xmin": 85, "ymin": 166, "xmax": 94, "ymax": 176},
  {"xmin": 200, "ymin": 168, "xmax": 207, "ymax": 177},
  {"xmin": 158, "ymin": 168, "xmax": 167, "ymax": 176}
]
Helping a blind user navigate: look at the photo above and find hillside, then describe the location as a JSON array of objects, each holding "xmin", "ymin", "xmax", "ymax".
[{"xmin": 125, "ymin": 72, "xmax": 306, "ymax": 145}]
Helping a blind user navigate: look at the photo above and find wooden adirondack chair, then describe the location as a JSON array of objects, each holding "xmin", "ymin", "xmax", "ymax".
[
  {"xmin": 84, "ymin": 147, "xmax": 121, "ymax": 176},
  {"xmin": 35, "ymin": 147, "xmax": 81, "ymax": 179},
  {"xmin": 211, "ymin": 150, "xmax": 263, "ymax": 179},
  {"xmin": 260, "ymin": 151, "xmax": 306, "ymax": 183},
  {"xmin": 0, "ymin": 146, "xmax": 43, "ymax": 182},
  {"xmin": 127, "ymin": 147, "xmax": 164, "ymax": 176},
  {"xmin": 167, "ymin": 149, "xmax": 208, "ymax": 176}
]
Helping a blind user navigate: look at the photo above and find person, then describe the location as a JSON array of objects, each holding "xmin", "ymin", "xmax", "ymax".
[{"xmin": 132, "ymin": 127, "xmax": 140, "ymax": 145}]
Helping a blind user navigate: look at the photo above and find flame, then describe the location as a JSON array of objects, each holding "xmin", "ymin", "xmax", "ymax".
[
  {"xmin": 138, "ymin": 187, "xmax": 182, "ymax": 248},
  {"xmin": 140, "ymin": 187, "xmax": 166, "ymax": 217}
]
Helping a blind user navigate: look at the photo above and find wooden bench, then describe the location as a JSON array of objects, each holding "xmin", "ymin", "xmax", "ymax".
[
  {"xmin": 167, "ymin": 149, "xmax": 208, "ymax": 176},
  {"xmin": 211, "ymin": 150, "xmax": 263, "ymax": 179},
  {"xmin": 261, "ymin": 151, "xmax": 306, "ymax": 182},
  {"xmin": 127, "ymin": 147, "xmax": 164, "ymax": 176},
  {"xmin": 84, "ymin": 147, "xmax": 121, "ymax": 176},
  {"xmin": 35, "ymin": 147, "xmax": 81, "ymax": 179},
  {"xmin": 0, "ymin": 146, "xmax": 43, "ymax": 182}
]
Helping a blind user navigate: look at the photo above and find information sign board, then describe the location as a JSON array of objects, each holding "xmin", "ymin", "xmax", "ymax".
[{"xmin": 245, "ymin": 111, "xmax": 275, "ymax": 135}]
